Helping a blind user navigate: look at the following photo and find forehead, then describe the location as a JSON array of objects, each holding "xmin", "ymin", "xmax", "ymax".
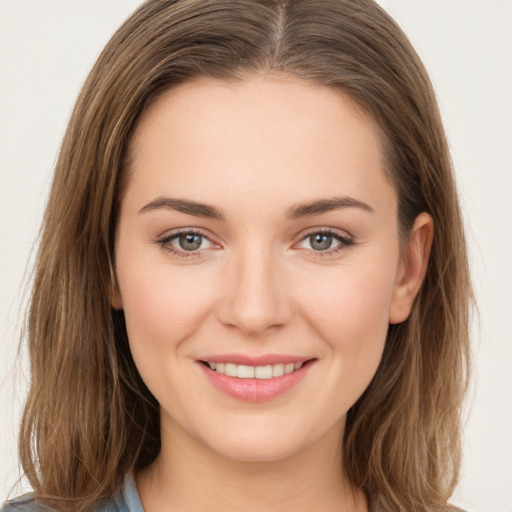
[{"xmin": 125, "ymin": 74, "xmax": 394, "ymax": 216}]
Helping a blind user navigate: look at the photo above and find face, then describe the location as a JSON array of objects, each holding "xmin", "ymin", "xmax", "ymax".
[{"xmin": 114, "ymin": 75, "xmax": 407, "ymax": 463}]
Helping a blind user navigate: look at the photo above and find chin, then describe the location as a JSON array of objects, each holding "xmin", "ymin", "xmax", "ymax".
[
  {"xmin": 193, "ymin": 411, "xmax": 342, "ymax": 464},
  {"xmin": 208, "ymin": 434, "xmax": 305, "ymax": 463}
]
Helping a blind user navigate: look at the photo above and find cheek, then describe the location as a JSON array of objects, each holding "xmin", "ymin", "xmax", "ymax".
[
  {"xmin": 297, "ymin": 263, "xmax": 395, "ymax": 339},
  {"xmin": 117, "ymin": 256, "xmax": 217, "ymax": 352},
  {"xmin": 116, "ymin": 260, "xmax": 220, "ymax": 413},
  {"xmin": 292, "ymin": 257, "xmax": 397, "ymax": 383},
  {"xmin": 290, "ymin": 264, "xmax": 394, "ymax": 415}
]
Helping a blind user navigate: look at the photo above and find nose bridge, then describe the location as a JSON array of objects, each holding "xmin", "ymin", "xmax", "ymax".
[{"xmin": 219, "ymin": 241, "xmax": 291, "ymax": 336}]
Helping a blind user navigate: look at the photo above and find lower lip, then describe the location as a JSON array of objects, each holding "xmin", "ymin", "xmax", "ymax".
[{"xmin": 198, "ymin": 361, "xmax": 314, "ymax": 402}]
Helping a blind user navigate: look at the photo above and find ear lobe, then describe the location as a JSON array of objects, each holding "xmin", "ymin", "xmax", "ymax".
[{"xmin": 389, "ymin": 212, "xmax": 434, "ymax": 324}]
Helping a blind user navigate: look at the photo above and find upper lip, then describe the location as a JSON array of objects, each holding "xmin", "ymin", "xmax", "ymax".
[{"xmin": 198, "ymin": 354, "xmax": 314, "ymax": 366}]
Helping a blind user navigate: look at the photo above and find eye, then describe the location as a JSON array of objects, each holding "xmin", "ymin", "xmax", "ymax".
[
  {"xmin": 297, "ymin": 229, "xmax": 354, "ymax": 256},
  {"xmin": 305, "ymin": 232, "xmax": 338, "ymax": 251},
  {"xmin": 157, "ymin": 229, "xmax": 215, "ymax": 258},
  {"xmin": 174, "ymin": 232, "xmax": 208, "ymax": 251}
]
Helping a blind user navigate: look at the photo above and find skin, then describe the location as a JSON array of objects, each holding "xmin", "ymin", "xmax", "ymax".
[{"xmin": 113, "ymin": 74, "xmax": 433, "ymax": 512}]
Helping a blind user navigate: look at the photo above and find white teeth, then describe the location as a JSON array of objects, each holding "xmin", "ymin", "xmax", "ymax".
[
  {"xmin": 225, "ymin": 363, "xmax": 237, "ymax": 377},
  {"xmin": 207, "ymin": 361, "xmax": 306, "ymax": 379},
  {"xmin": 237, "ymin": 365, "xmax": 255, "ymax": 378},
  {"xmin": 284, "ymin": 362, "xmax": 295, "ymax": 374},
  {"xmin": 255, "ymin": 365, "xmax": 273, "ymax": 379},
  {"xmin": 273, "ymin": 363, "xmax": 284, "ymax": 377}
]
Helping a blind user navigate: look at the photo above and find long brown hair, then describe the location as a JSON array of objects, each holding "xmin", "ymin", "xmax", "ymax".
[{"xmin": 19, "ymin": 1, "xmax": 471, "ymax": 510}]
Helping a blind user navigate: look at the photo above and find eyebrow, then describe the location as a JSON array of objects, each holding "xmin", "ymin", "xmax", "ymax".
[
  {"xmin": 286, "ymin": 196, "xmax": 374, "ymax": 219},
  {"xmin": 138, "ymin": 195, "xmax": 373, "ymax": 219},
  {"xmin": 138, "ymin": 197, "xmax": 224, "ymax": 219}
]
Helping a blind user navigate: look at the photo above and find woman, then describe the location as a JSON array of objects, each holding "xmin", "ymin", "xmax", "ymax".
[{"xmin": 2, "ymin": 0, "xmax": 471, "ymax": 511}]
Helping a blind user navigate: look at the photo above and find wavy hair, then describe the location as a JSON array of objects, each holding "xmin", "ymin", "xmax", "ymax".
[{"xmin": 19, "ymin": 1, "xmax": 471, "ymax": 510}]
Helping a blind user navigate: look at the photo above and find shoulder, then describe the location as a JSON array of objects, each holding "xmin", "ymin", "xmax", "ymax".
[
  {"xmin": 370, "ymin": 495, "xmax": 469, "ymax": 512},
  {"xmin": 1, "ymin": 493, "xmax": 43, "ymax": 512},
  {"xmin": 2, "ymin": 475, "xmax": 143, "ymax": 512},
  {"xmin": 1, "ymin": 493, "xmax": 127, "ymax": 512}
]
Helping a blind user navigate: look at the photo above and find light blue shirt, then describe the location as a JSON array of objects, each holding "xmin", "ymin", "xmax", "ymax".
[
  {"xmin": 5, "ymin": 474, "xmax": 460, "ymax": 512},
  {"xmin": 1, "ymin": 474, "xmax": 143, "ymax": 512}
]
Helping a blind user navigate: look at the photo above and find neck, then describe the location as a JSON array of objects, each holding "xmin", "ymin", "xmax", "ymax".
[{"xmin": 136, "ymin": 417, "xmax": 368, "ymax": 512}]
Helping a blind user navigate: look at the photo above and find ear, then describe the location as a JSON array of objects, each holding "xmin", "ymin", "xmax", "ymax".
[{"xmin": 389, "ymin": 212, "xmax": 434, "ymax": 324}]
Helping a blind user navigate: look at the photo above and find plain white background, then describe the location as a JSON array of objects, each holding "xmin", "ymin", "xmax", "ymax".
[{"xmin": 0, "ymin": 1, "xmax": 511, "ymax": 511}]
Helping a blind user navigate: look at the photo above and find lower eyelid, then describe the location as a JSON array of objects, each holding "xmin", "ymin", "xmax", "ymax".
[
  {"xmin": 158, "ymin": 228, "xmax": 229, "ymax": 260},
  {"xmin": 156, "ymin": 229, "xmax": 353, "ymax": 258}
]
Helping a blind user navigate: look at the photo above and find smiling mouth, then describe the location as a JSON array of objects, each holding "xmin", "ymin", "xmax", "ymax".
[
  {"xmin": 198, "ymin": 358, "xmax": 316, "ymax": 401},
  {"xmin": 200, "ymin": 360, "xmax": 314, "ymax": 379}
]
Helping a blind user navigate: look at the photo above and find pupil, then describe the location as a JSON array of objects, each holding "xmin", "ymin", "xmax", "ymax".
[
  {"xmin": 311, "ymin": 233, "xmax": 332, "ymax": 251},
  {"xmin": 179, "ymin": 233, "xmax": 202, "ymax": 251}
]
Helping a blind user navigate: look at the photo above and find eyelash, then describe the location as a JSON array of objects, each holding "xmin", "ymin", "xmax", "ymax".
[
  {"xmin": 156, "ymin": 228, "xmax": 355, "ymax": 260},
  {"xmin": 157, "ymin": 229, "xmax": 211, "ymax": 260},
  {"xmin": 299, "ymin": 228, "xmax": 355, "ymax": 258}
]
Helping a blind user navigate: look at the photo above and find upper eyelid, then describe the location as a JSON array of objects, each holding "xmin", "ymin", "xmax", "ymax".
[
  {"xmin": 158, "ymin": 227, "xmax": 353, "ymax": 256},
  {"xmin": 158, "ymin": 227, "xmax": 352, "ymax": 243},
  {"xmin": 297, "ymin": 227, "xmax": 354, "ymax": 246},
  {"xmin": 158, "ymin": 227, "xmax": 215, "ymax": 242},
  {"xmin": 300, "ymin": 226, "xmax": 352, "ymax": 237}
]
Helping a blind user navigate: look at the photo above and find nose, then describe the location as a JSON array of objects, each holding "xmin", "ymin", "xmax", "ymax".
[{"xmin": 216, "ymin": 245, "xmax": 293, "ymax": 337}]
